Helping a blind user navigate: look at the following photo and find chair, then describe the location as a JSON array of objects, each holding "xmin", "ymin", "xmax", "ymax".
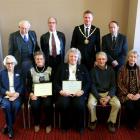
[{"xmin": 21, "ymin": 103, "xmax": 26, "ymax": 129}]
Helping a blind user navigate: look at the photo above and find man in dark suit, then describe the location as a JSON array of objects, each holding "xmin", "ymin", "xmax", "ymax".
[
  {"xmin": 40, "ymin": 17, "xmax": 65, "ymax": 78},
  {"xmin": 8, "ymin": 20, "xmax": 40, "ymax": 78},
  {"xmin": 102, "ymin": 20, "xmax": 128, "ymax": 74},
  {"xmin": 71, "ymin": 10, "xmax": 100, "ymax": 70}
]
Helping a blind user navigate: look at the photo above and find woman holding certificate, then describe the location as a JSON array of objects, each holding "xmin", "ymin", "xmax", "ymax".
[
  {"xmin": 27, "ymin": 51, "xmax": 53, "ymax": 133},
  {"xmin": 0, "ymin": 55, "xmax": 23, "ymax": 139},
  {"xmin": 55, "ymin": 48, "xmax": 90, "ymax": 133}
]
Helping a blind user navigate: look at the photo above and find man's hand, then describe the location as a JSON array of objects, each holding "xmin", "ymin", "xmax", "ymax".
[{"xmin": 112, "ymin": 60, "xmax": 119, "ymax": 67}]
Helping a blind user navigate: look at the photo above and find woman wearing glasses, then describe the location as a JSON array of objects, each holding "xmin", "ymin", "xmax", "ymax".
[{"xmin": 0, "ymin": 55, "xmax": 24, "ymax": 139}]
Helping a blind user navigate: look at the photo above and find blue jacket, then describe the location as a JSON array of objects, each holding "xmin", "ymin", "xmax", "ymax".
[{"xmin": 0, "ymin": 69, "xmax": 24, "ymax": 98}]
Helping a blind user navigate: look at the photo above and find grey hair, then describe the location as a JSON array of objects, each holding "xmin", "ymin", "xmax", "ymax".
[
  {"xmin": 65, "ymin": 48, "xmax": 81, "ymax": 64},
  {"xmin": 48, "ymin": 17, "xmax": 57, "ymax": 24},
  {"xmin": 127, "ymin": 49, "xmax": 139, "ymax": 60},
  {"xmin": 96, "ymin": 51, "xmax": 107, "ymax": 60},
  {"xmin": 18, "ymin": 20, "xmax": 31, "ymax": 28},
  {"xmin": 3, "ymin": 55, "xmax": 17, "ymax": 66}
]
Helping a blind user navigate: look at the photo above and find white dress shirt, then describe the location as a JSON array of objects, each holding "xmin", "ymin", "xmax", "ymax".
[
  {"xmin": 8, "ymin": 72, "xmax": 15, "ymax": 93},
  {"xmin": 69, "ymin": 64, "xmax": 77, "ymax": 80},
  {"xmin": 21, "ymin": 33, "xmax": 29, "ymax": 40},
  {"xmin": 84, "ymin": 24, "xmax": 91, "ymax": 36},
  {"xmin": 49, "ymin": 31, "xmax": 61, "ymax": 56}
]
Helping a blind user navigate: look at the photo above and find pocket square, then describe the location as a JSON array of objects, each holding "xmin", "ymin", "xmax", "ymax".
[{"xmin": 15, "ymin": 73, "xmax": 20, "ymax": 77}]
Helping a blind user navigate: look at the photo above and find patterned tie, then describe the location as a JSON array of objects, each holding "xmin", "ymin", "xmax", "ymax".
[
  {"xmin": 23, "ymin": 35, "xmax": 28, "ymax": 42},
  {"xmin": 52, "ymin": 33, "xmax": 57, "ymax": 57}
]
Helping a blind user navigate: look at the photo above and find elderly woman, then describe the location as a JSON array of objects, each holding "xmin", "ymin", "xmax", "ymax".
[
  {"xmin": 0, "ymin": 55, "xmax": 23, "ymax": 139},
  {"xmin": 27, "ymin": 51, "xmax": 53, "ymax": 133},
  {"xmin": 55, "ymin": 48, "xmax": 90, "ymax": 133},
  {"xmin": 118, "ymin": 50, "xmax": 140, "ymax": 130}
]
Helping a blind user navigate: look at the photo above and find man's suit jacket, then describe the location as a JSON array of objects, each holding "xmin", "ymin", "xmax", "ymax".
[
  {"xmin": 71, "ymin": 24, "xmax": 100, "ymax": 65},
  {"xmin": 54, "ymin": 63, "xmax": 90, "ymax": 97},
  {"xmin": 40, "ymin": 31, "xmax": 65, "ymax": 65},
  {"xmin": 8, "ymin": 30, "xmax": 39, "ymax": 67},
  {"xmin": 0, "ymin": 69, "xmax": 23, "ymax": 98},
  {"xmin": 102, "ymin": 33, "xmax": 128, "ymax": 69}
]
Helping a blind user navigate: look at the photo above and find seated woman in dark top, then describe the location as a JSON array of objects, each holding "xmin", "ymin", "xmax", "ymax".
[
  {"xmin": 118, "ymin": 50, "xmax": 140, "ymax": 130},
  {"xmin": 27, "ymin": 51, "xmax": 53, "ymax": 133},
  {"xmin": 54, "ymin": 48, "xmax": 90, "ymax": 133},
  {"xmin": 0, "ymin": 55, "xmax": 24, "ymax": 139}
]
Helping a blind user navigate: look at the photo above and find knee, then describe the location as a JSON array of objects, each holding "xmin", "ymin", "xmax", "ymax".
[
  {"xmin": 2, "ymin": 102, "xmax": 11, "ymax": 111},
  {"xmin": 111, "ymin": 101, "xmax": 121, "ymax": 110},
  {"xmin": 87, "ymin": 100, "xmax": 96, "ymax": 110}
]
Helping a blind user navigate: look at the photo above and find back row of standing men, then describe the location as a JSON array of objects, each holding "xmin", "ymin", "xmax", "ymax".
[{"xmin": 8, "ymin": 10, "xmax": 128, "ymax": 76}]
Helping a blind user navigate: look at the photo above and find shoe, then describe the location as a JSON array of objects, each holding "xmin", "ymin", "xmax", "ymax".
[
  {"xmin": 88, "ymin": 121, "xmax": 97, "ymax": 131},
  {"xmin": 1, "ymin": 126, "xmax": 8, "ymax": 134},
  {"xmin": 108, "ymin": 122, "xmax": 116, "ymax": 133},
  {"xmin": 34, "ymin": 125, "xmax": 40, "ymax": 132},
  {"xmin": 8, "ymin": 128, "xmax": 14, "ymax": 139},
  {"xmin": 46, "ymin": 125, "xmax": 52, "ymax": 133},
  {"xmin": 128, "ymin": 124, "xmax": 137, "ymax": 130}
]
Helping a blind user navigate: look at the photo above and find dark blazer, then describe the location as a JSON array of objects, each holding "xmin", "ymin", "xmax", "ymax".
[
  {"xmin": 0, "ymin": 69, "xmax": 23, "ymax": 98},
  {"xmin": 8, "ymin": 30, "xmax": 39, "ymax": 67},
  {"xmin": 54, "ymin": 63, "xmax": 90, "ymax": 97},
  {"xmin": 102, "ymin": 33, "xmax": 128, "ymax": 69},
  {"xmin": 40, "ymin": 31, "xmax": 65, "ymax": 65},
  {"xmin": 71, "ymin": 24, "xmax": 100, "ymax": 66}
]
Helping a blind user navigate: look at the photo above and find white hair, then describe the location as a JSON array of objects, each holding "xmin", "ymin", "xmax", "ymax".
[
  {"xmin": 65, "ymin": 48, "xmax": 81, "ymax": 64},
  {"xmin": 96, "ymin": 51, "xmax": 107, "ymax": 60},
  {"xmin": 18, "ymin": 20, "xmax": 31, "ymax": 28},
  {"xmin": 3, "ymin": 55, "xmax": 17, "ymax": 66}
]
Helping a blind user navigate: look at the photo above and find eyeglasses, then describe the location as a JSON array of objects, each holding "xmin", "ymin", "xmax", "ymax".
[{"xmin": 6, "ymin": 62, "xmax": 14, "ymax": 65}]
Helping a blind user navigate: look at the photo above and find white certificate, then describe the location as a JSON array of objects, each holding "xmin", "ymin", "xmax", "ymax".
[
  {"xmin": 34, "ymin": 83, "xmax": 52, "ymax": 96},
  {"xmin": 62, "ymin": 81, "xmax": 82, "ymax": 94}
]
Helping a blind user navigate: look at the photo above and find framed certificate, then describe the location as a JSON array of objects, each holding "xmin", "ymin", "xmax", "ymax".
[
  {"xmin": 34, "ymin": 83, "xmax": 52, "ymax": 96},
  {"xmin": 62, "ymin": 81, "xmax": 82, "ymax": 94}
]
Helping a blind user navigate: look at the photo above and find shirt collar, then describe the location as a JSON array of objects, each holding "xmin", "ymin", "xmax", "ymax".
[
  {"xmin": 49, "ymin": 30, "xmax": 57, "ymax": 34},
  {"xmin": 21, "ymin": 33, "xmax": 28, "ymax": 38},
  {"xmin": 84, "ymin": 24, "xmax": 91, "ymax": 30}
]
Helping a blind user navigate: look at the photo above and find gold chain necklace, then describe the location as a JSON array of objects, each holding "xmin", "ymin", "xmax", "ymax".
[{"xmin": 78, "ymin": 26, "xmax": 96, "ymax": 44}]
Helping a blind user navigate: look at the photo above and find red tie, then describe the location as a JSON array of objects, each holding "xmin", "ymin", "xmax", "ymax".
[{"xmin": 52, "ymin": 33, "xmax": 57, "ymax": 57}]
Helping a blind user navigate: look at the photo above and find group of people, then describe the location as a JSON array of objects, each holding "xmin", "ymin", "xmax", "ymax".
[{"xmin": 0, "ymin": 9, "xmax": 140, "ymax": 139}]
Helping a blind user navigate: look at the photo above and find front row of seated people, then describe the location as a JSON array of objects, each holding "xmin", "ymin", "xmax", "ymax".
[{"xmin": 0, "ymin": 48, "xmax": 140, "ymax": 138}]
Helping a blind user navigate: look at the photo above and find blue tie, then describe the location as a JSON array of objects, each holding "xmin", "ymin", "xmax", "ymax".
[{"xmin": 23, "ymin": 35, "xmax": 28, "ymax": 42}]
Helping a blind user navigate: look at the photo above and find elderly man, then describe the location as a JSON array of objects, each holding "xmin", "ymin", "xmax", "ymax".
[
  {"xmin": 87, "ymin": 51, "xmax": 120, "ymax": 133},
  {"xmin": 40, "ymin": 17, "xmax": 65, "ymax": 78},
  {"xmin": 71, "ymin": 10, "xmax": 100, "ymax": 70},
  {"xmin": 102, "ymin": 20, "xmax": 128, "ymax": 74},
  {"xmin": 8, "ymin": 20, "xmax": 40, "ymax": 77}
]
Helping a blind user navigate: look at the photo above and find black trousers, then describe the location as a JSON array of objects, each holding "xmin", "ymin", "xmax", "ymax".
[
  {"xmin": 125, "ymin": 99, "xmax": 140, "ymax": 127},
  {"xmin": 56, "ymin": 95, "xmax": 85, "ymax": 130},
  {"xmin": 30, "ymin": 96, "xmax": 53, "ymax": 126}
]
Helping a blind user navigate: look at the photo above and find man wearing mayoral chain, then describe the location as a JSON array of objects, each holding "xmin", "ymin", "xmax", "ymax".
[{"xmin": 71, "ymin": 10, "xmax": 100, "ymax": 70}]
